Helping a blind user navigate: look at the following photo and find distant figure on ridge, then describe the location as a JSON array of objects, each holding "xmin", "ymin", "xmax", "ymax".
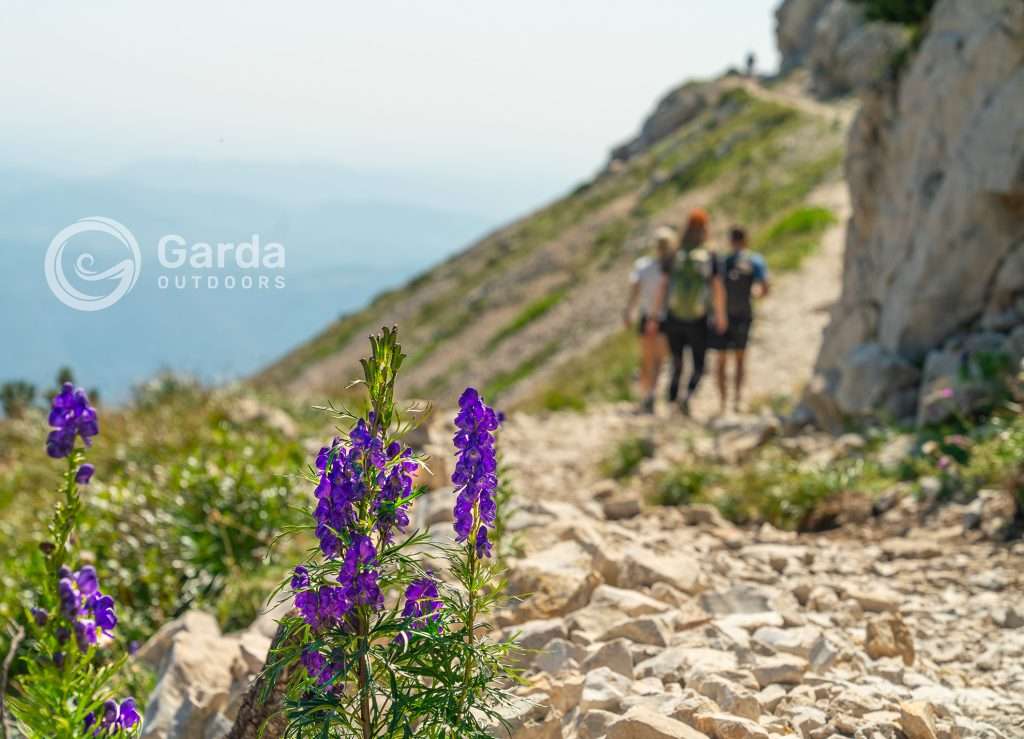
[
  {"xmin": 712, "ymin": 226, "xmax": 769, "ymax": 414},
  {"xmin": 624, "ymin": 226, "xmax": 677, "ymax": 414},
  {"xmin": 650, "ymin": 209, "xmax": 727, "ymax": 416},
  {"xmin": 745, "ymin": 52, "xmax": 756, "ymax": 78}
]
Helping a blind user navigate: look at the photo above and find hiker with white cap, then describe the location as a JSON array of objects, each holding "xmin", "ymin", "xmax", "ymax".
[{"xmin": 624, "ymin": 226, "xmax": 677, "ymax": 413}]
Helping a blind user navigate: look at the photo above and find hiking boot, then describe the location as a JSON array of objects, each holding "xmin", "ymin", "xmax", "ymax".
[
  {"xmin": 639, "ymin": 396, "xmax": 655, "ymax": 415},
  {"xmin": 679, "ymin": 396, "xmax": 691, "ymax": 417}
]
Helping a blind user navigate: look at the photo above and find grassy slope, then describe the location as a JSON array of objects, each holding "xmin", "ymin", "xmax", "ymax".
[{"xmin": 257, "ymin": 82, "xmax": 845, "ymax": 411}]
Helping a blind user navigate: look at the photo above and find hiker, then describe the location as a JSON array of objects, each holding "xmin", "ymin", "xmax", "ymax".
[
  {"xmin": 745, "ymin": 52, "xmax": 756, "ymax": 78},
  {"xmin": 649, "ymin": 209, "xmax": 727, "ymax": 416},
  {"xmin": 624, "ymin": 226, "xmax": 677, "ymax": 413},
  {"xmin": 712, "ymin": 226, "xmax": 769, "ymax": 413}
]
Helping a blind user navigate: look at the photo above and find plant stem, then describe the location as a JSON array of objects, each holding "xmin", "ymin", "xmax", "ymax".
[
  {"xmin": 0, "ymin": 623, "xmax": 25, "ymax": 739},
  {"xmin": 357, "ymin": 612, "xmax": 372, "ymax": 739},
  {"xmin": 455, "ymin": 507, "xmax": 481, "ymax": 719}
]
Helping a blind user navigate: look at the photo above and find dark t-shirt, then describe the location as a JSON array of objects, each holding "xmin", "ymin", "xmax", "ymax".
[{"xmin": 720, "ymin": 250, "xmax": 767, "ymax": 320}]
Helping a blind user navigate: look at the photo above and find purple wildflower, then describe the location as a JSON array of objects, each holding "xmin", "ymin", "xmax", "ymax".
[
  {"xmin": 117, "ymin": 697, "xmax": 141, "ymax": 730},
  {"xmin": 76, "ymin": 463, "xmax": 95, "ymax": 485},
  {"xmin": 373, "ymin": 443, "xmax": 417, "ymax": 541},
  {"xmin": 294, "ymin": 585, "xmax": 350, "ymax": 632},
  {"xmin": 54, "ymin": 565, "xmax": 118, "ymax": 652},
  {"xmin": 301, "ymin": 647, "xmax": 343, "ymax": 686},
  {"xmin": 451, "ymin": 388, "xmax": 501, "ymax": 558},
  {"xmin": 30, "ymin": 607, "xmax": 48, "ymax": 627},
  {"xmin": 58, "ymin": 577, "xmax": 79, "ymax": 618},
  {"xmin": 339, "ymin": 534, "xmax": 383, "ymax": 610},
  {"xmin": 401, "ymin": 576, "xmax": 443, "ymax": 633},
  {"xmin": 87, "ymin": 697, "xmax": 139, "ymax": 736},
  {"xmin": 312, "ymin": 437, "xmax": 365, "ymax": 558},
  {"xmin": 74, "ymin": 618, "xmax": 98, "ymax": 651},
  {"xmin": 46, "ymin": 383, "xmax": 98, "ymax": 458}
]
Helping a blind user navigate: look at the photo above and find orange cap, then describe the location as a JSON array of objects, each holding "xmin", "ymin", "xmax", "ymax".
[{"xmin": 686, "ymin": 208, "xmax": 709, "ymax": 228}]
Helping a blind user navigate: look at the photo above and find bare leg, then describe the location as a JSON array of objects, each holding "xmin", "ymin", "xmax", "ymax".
[
  {"xmin": 715, "ymin": 351, "xmax": 728, "ymax": 414},
  {"xmin": 639, "ymin": 332, "xmax": 658, "ymax": 398},
  {"xmin": 734, "ymin": 350, "xmax": 746, "ymax": 411}
]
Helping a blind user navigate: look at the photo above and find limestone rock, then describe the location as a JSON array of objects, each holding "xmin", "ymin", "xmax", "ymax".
[
  {"xmin": 865, "ymin": 612, "xmax": 915, "ymax": 666},
  {"xmin": 597, "ymin": 615, "xmax": 672, "ymax": 647},
  {"xmin": 608, "ymin": 706, "xmax": 710, "ymax": 739},
  {"xmin": 582, "ymin": 638, "xmax": 635, "ymax": 679},
  {"xmin": 485, "ymin": 694, "xmax": 561, "ymax": 739},
  {"xmin": 752, "ymin": 654, "xmax": 808, "ymax": 687},
  {"xmin": 619, "ymin": 547, "xmax": 706, "ymax": 595},
  {"xmin": 579, "ymin": 709, "xmax": 620, "ymax": 739},
  {"xmin": 899, "ymin": 701, "xmax": 939, "ymax": 739},
  {"xmin": 696, "ymin": 712, "xmax": 771, "ymax": 739},
  {"xmin": 141, "ymin": 612, "xmax": 242, "ymax": 739},
  {"xmin": 508, "ymin": 540, "xmax": 602, "ymax": 618},
  {"xmin": 580, "ymin": 666, "xmax": 632, "ymax": 712},
  {"xmin": 690, "ymin": 672, "xmax": 763, "ymax": 720},
  {"xmin": 807, "ymin": 0, "xmax": 1024, "ymax": 426},
  {"xmin": 603, "ymin": 495, "xmax": 642, "ymax": 520}
]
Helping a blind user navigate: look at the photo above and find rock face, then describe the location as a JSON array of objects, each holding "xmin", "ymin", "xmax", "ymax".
[
  {"xmin": 138, "ymin": 607, "xmax": 284, "ymax": 739},
  {"xmin": 609, "ymin": 82, "xmax": 722, "ymax": 164},
  {"xmin": 808, "ymin": 0, "xmax": 1024, "ymax": 426},
  {"xmin": 775, "ymin": 0, "xmax": 904, "ymax": 96}
]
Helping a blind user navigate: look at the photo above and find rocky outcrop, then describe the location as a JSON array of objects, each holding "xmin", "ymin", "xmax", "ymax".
[
  {"xmin": 609, "ymin": 82, "xmax": 721, "ymax": 164},
  {"xmin": 137, "ymin": 605, "xmax": 286, "ymax": 738},
  {"xmin": 807, "ymin": 0, "xmax": 1024, "ymax": 427},
  {"xmin": 775, "ymin": 0, "xmax": 905, "ymax": 96}
]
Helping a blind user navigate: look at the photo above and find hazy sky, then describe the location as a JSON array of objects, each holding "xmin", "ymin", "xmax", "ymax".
[{"xmin": 2, "ymin": 0, "xmax": 780, "ymax": 209}]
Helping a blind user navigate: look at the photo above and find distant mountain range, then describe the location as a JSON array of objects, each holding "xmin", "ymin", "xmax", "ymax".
[{"xmin": 0, "ymin": 161, "xmax": 497, "ymax": 400}]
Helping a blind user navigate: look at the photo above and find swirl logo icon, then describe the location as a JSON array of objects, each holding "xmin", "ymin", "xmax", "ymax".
[{"xmin": 45, "ymin": 217, "xmax": 141, "ymax": 312}]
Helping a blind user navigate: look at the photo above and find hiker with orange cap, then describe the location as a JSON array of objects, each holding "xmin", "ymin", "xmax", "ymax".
[
  {"xmin": 648, "ymin": 208, "xmax": 727, "ymax": 416},
  {"xmin": 624, "ymin": 225, "xmax": 677, "ymax": 413}
]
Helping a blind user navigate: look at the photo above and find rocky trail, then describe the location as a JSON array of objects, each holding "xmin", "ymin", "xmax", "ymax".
[{"xmin": 476, "ymin": 405, "xmax": 1024, "ymax": 739}]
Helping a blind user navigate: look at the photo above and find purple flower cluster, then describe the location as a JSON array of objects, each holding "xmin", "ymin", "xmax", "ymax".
[
  {"xmin": 373, "ymin": 444, "xmax": 417, "ymax": 542},
  {"xmin": 56, "ymin": 565, "xmax": 118, "ymax": 653},
  {"xmin": 401, "ymin": 576, "xmax": 443, "ymax": 633},
  {"xmin": 84, "ymin": 697, "xmax": 140, "ymax": 736},
  {"xmin": 295, "ymin": 417, "xmax": 422, "ymax": 631},
  {"xmin": 46, "ymin": 383, "xmax": 98, "ymax": 459},
  {"xmin": 452, "ymin": 388, "xmax": 501, "ymax": 558},
  {"xmin": 292, "ymin": 533, "xmax": 386, "ymax": 630},
  {"xmin": 301, "ymin": 646, "xmax": 345, "ymax": 686}
]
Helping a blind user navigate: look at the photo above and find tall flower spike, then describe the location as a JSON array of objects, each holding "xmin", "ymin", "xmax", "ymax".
[{"xmin": 451, "ymin": 387, "xmax": 501, "ymax": 558}]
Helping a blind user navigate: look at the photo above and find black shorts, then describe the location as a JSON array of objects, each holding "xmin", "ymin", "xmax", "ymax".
[
  {"xmin": 710, "ymin": 316, "xmax": 753, "ymax": 350},
  {"xmin": 636, "ymin": 313, "xmax": 664, "ymax": 336}
]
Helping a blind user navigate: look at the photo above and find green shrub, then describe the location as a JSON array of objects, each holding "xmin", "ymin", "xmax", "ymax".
[
  {"xmin": 655, "ymin": 466, "xmax": 718, "ymax": 506},
  {"xmin": 1, "ymin": 380, "xmax": 36, "ymax": 419},
  {"xmin": 602, "ymin": 436, "xmax": 656, "ymax": 480},
  {"xmin": 0, "ymin": 390, "xmax": 307, "ymax": 648},
  {"xmin": 540, "ymin": 389, "xmax": 587, "ymax": 412},
  {"xmin": 487, "ymin": 289, "xmax": 568, "ymax": 350},
  {"xmin": 757, "ymin": 206, "xmax": 837, "ymax": 272},
  {"xmin": 849, "ymin": 0, "xmax": 934, "ymax": 24},
  {"xmin": 483, "ymin": 342, "xmax": 560, "ymax": 400}
]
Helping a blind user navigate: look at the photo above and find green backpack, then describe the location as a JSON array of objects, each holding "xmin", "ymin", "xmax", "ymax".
[{"xmin": 669, "ymin": 248, "xmax": 714, "ymax": 320}]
